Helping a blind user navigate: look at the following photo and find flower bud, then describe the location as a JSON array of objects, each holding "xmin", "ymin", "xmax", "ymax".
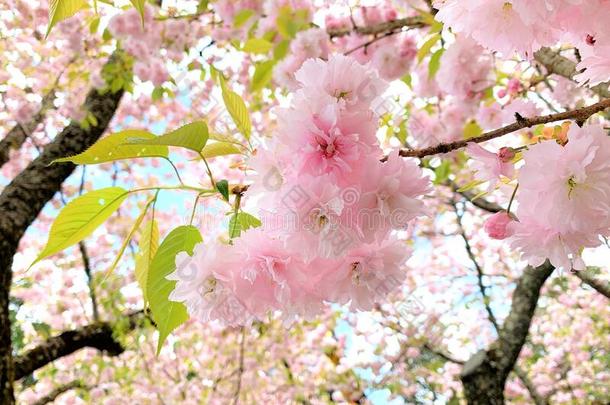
[
  {"xmin": 497, "ymin": 147, "xmax": 516, "ymax": 162},
  {"xmin": 484, "ymin": 212, "xmax": 514, "ymax": 240}
]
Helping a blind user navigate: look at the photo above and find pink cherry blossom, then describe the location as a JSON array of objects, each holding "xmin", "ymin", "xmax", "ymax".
[
  {"xmin": 484, "ymin": 212, "xmax": 514, "ymax": 240},
  {"xmin": 314, "ymin": 239, "xmax": 409, "ymax": 310},
  {"xmin": 511, "ymin": 124, "xmax": 610, "ymax": 269},
  {"xmin": 168, "ymin": 243, "xmax": 251, "ymax": 326},
  {"xmin": 436, "ymin": 36, "xmax": 494, "ymax": 99},
  {"xmin": 294, "ymin": 54, "xmax": 387, "ymax": 110},
  {"xmin": 466, "ymin": 142, "xmax": 515, "ymax": 190}
]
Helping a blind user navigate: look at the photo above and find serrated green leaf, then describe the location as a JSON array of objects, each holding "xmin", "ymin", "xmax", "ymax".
[
  {"xmin": 216, "ymin": 180, "xmax": 230, "ymax": 201},
  {"xmin": 136, "ymin": 220, "xmax": 159, "ymax": 305},
  {"xmin": 276, "ymin": 6, "xmax": 309, "ymax": 39},
  {"xmin": 106, "ymin": 196, "xmax": 156, "ymax": 278},
  {"xmin": 428, "ymin": 48, "xmax": 445, "ymax": 79},
  {"xmin": 229, "ymin": 212, "xmax": 262, "ymax": 238},
  {"xmin": 233, "ymin": 9, "xmax": 255, "ymax": 28},
  {"xmin": 32, "ymin": 322, "xmax": 52, "ymax": 339},
  {"xmin": 228, "ymin": 214, "xmax": 241, "ymax": 238},
  {"xmin": 152, "ymin": 87, "xmax": 164, "ymax": 101},
  {"xmin": 46, "ymin": 0, "xmax": 88, "ymax": 38},
  {"xmin": 471, "ymin": 189, "xmax": 489, "ymax": 201},
  {"xmin": 196, "ymin": 0, "xmax": 209, "ymax": 12},
  {"xmin": 433, "ymin": 161, "xmax": 451, "ymax": 185},
  {"xmin": 124, "ymin": 122, "xmax": 209, "ymax": 152},
  {"xmin": 129, "ymin": 0, "xmax": 146, "ymax": 26},
  {"xmin": 89, "ymin": 16, "xmax": 100, "ymax": 33},
  {"xmin": 242, "ymin": 38, "xmax": 273, "ymax": 54},
  {"xmin": 251, "ymin": 61, "xmax": 275, "ymax": 92},
  {"xmin": 396, "ymin": 121, "xmax": 407, "ymax": 145},
  {"xmin": 464, "ymin": 120, "xmax": 483, "ymax": 140},
  {"xmin": 273, "ymin": 39, "xmax": 290, "ymax": 60},
  {"xmin": 31, "ymin": 187, "xmax": 128, "ymax": 267},
  {"xmin": 53, "ymin": 130, "xmax": 168, "ymax": 165},
  {"xmin": 148, "ymin": 226, "xmax": 202, "ymax": 354},
  {"xmin": 417, "ymin": 33, "xmax": 441, "ymax": 63},
  {"xmin": 219, "ymin": 76, "xmax": 251, "ymax": 139},
  {"xmin": 457, "ymin": 180, "xmax": 486, "ymax": 192},
  {"xmin": 199, "ymin": 142, "xmax": 242, "ymax": 159},
  {"xmin": 208, "ymin": 132, "xmax": 240, "ymax": 144}
]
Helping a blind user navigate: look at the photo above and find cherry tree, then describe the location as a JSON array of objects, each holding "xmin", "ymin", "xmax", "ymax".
[{"xmin": 1, "ymin": 0, "xmax": 609, "ymax": 404}]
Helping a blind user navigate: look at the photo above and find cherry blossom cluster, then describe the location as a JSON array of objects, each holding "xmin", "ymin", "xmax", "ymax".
[
  {"xmin": 471, "ymin": 123, "xmax": 610, "ymax": 270},
  {"xmin": 435, "ymin": 0, "xmax": 610, "ymax": 85},
  {"xmin": 108, "ymin": 5, "xmax": 205, "ymax": 86},
  {"xmin": 274, "ymin": 2, "xmax": 418, "ymax": 90},
  {"xmin": 169, "ymin": 54, "xmax": 430, "ymax": 325},
  {"xmin": 509, "ymin": 123, "xmax": 610, "ymax": 270},
  {"xmin": 212, "ymin": 0, "xmax": 313, "ymax": 41}
]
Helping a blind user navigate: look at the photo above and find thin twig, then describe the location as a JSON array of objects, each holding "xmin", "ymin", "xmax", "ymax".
[
  {"xmin": 231, "ymin": 327, "xmax": 246, "ymax": 405},
  {"xmin": 451, "ymin": 199, "xmax": 500, "ymax": 331},
  {"xmin": 399, "ymin": 98, "xmax": 610, "ymax": 159}
]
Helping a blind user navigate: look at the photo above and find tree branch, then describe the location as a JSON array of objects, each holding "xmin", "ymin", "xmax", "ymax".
[
  {"xmin": 452, "ymin": 200, "xmax": 500, "ymax": 331},
  {"xmin": 327, "ymin": 16, "xmax": 426, "ymax": 38},
  {"xmin": 0, "ymin": 88, "xmax": 56, "ymax": 168},
  {"xmin": 513, "ymin": 366, "xmax": 549, "ymax": 405},
  {"xmin": 572, "ymin": 267, "xmax": 610, "ymax": 300},
  {"xmin": 399, "ymin": 98, "xmax": 610, "ymax": 159},
  {"xmin": 231, "ymin": 327, "xmax": 246, "ymax": 405},
  {"xmin": 31, "ymin": 380, "xmax": 91, "ymax": 405},
  {"xmin": 534, "ymin": 48, "xmax": 610, "ymax": 98},
  {"xmin": 422, "ymin": 343, "xmax": 465, "ymax": 365},
  {"xmin": 0, "ymin": 51, "xmax": 126, "ymax": 404},
  {"xmin": 461, "ymin": 262, "xmax": 554, "ymax": 404},
  {"xmin": 13, "ymin": 311, "xmax": 145, "ymax": 380},
  {"xmin": 450, "ymin": 182, "xmax": 503, "ymax": 213},
  {"xmin": 79, "ymin": 241, "xmax": 100, "ymax": 322}
]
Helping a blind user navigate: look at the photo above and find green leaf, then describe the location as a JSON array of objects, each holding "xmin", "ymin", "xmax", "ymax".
[
  {"xmin": 196, "ymin": 0, "xmax": 210, "ymax": 13},
  {"xmin": 219, "ymin": 76, "xmax": 251, "ymax": 139},
  {"xmin": 148, "ymin": 226, "xmax": 202, "ymax": 354},
  {"xmin": 124, "ymin": 122, "xmax": 209, "ymax": 152},
  {"xmin": 129, "ymin": 0, "xmax": 146, "ymax": 26},
  {"xmin": 32, "ymin": 322, "xmax": 52, "ymax": 339},
  {"xmin": 428, "ymin": 48, "xmax": 445, "ymax": 79},
  {"xmin": 152, "ymin": 86, "xmax": 164, "ymax": 101},
  {"xmin": 135, "ymin": 220, "xmax": 159, "ymax": 305},
  {"xmin": 199, "ymin": 142, "xmax": 242, "ymax": 159},
  {"xmin": 106, "ymin": 196, "xmax": 156, "ymax": 277},
  {"xmin": 89, "ymin": 16, "xmax": 100, "ymax": 33},
  {"xmin": 396, "ymin": 121, "xmax": 407, "ymax": 145},
  {"xmin": 276, "ymin": 6, "xmax": 309, "ymax": 39},
  {"xmin": 53, "ymin": 130, "xmax": 169, "ymax": 165},
  {"xmin": 228, "ymin": 214, "xmax": 241, "ymax": 238},
  {"xmin": 457, "ymin": 180, "xmax": 486, "ymax": 192},
  {"xmin": 46, "ymin": 0, "xmax": 88, "ymax": 37},
  {"xmin": 433, "ymin": 161, "xmax": 451, "ymax": 185},
  {"xmin": 273, "ymin": 40, "xmax": 290, "ymax": 60},
  {"xmin": 229, "ymin": 212, "xmax": 262, "ymax": 238},
  {"xmin": 216, "ymin": 180, "xmax": 230, "ymax": 202},
  {"xmin": 251, "ymin": 61, "xmax": 276, "ymax": 92},
  {"xmin": 31, "ymin": 187, "xmax": 128, "ymax": 267},
  {"xmin": 242, "ymin": 38, "xmax": 273, "ymax": 54},
  {"xmin": 463, "ymin": 120, "xmax": 483, "ymax": 140},
  {"xmin": 233, "ymin": 9, "xmax": 255, "ymax": 28},
  {"xmin": 417, "ymin": 33, "xmax": 441, "ymax": 63}
]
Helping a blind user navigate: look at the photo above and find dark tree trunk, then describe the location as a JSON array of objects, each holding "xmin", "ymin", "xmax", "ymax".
[
  {"xmin": 460, "ymin": 262, "xmax": 554, "ymax": 404},
  {"xmin": 0, "ymin": 59, "xmax": 124, "ymax": 403},
  {"xmin": 13, "ymin": 311, "xmax": 144, "ymax": 380}
]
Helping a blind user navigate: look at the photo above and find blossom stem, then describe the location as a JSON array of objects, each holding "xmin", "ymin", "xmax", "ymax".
[
  {"xmin": 507, "ymin": 183, "xmax": 519, "ymax": 214},
  {"xmin": 399, "ymin": 98, "xmax": 610, "ymax": 159}
]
